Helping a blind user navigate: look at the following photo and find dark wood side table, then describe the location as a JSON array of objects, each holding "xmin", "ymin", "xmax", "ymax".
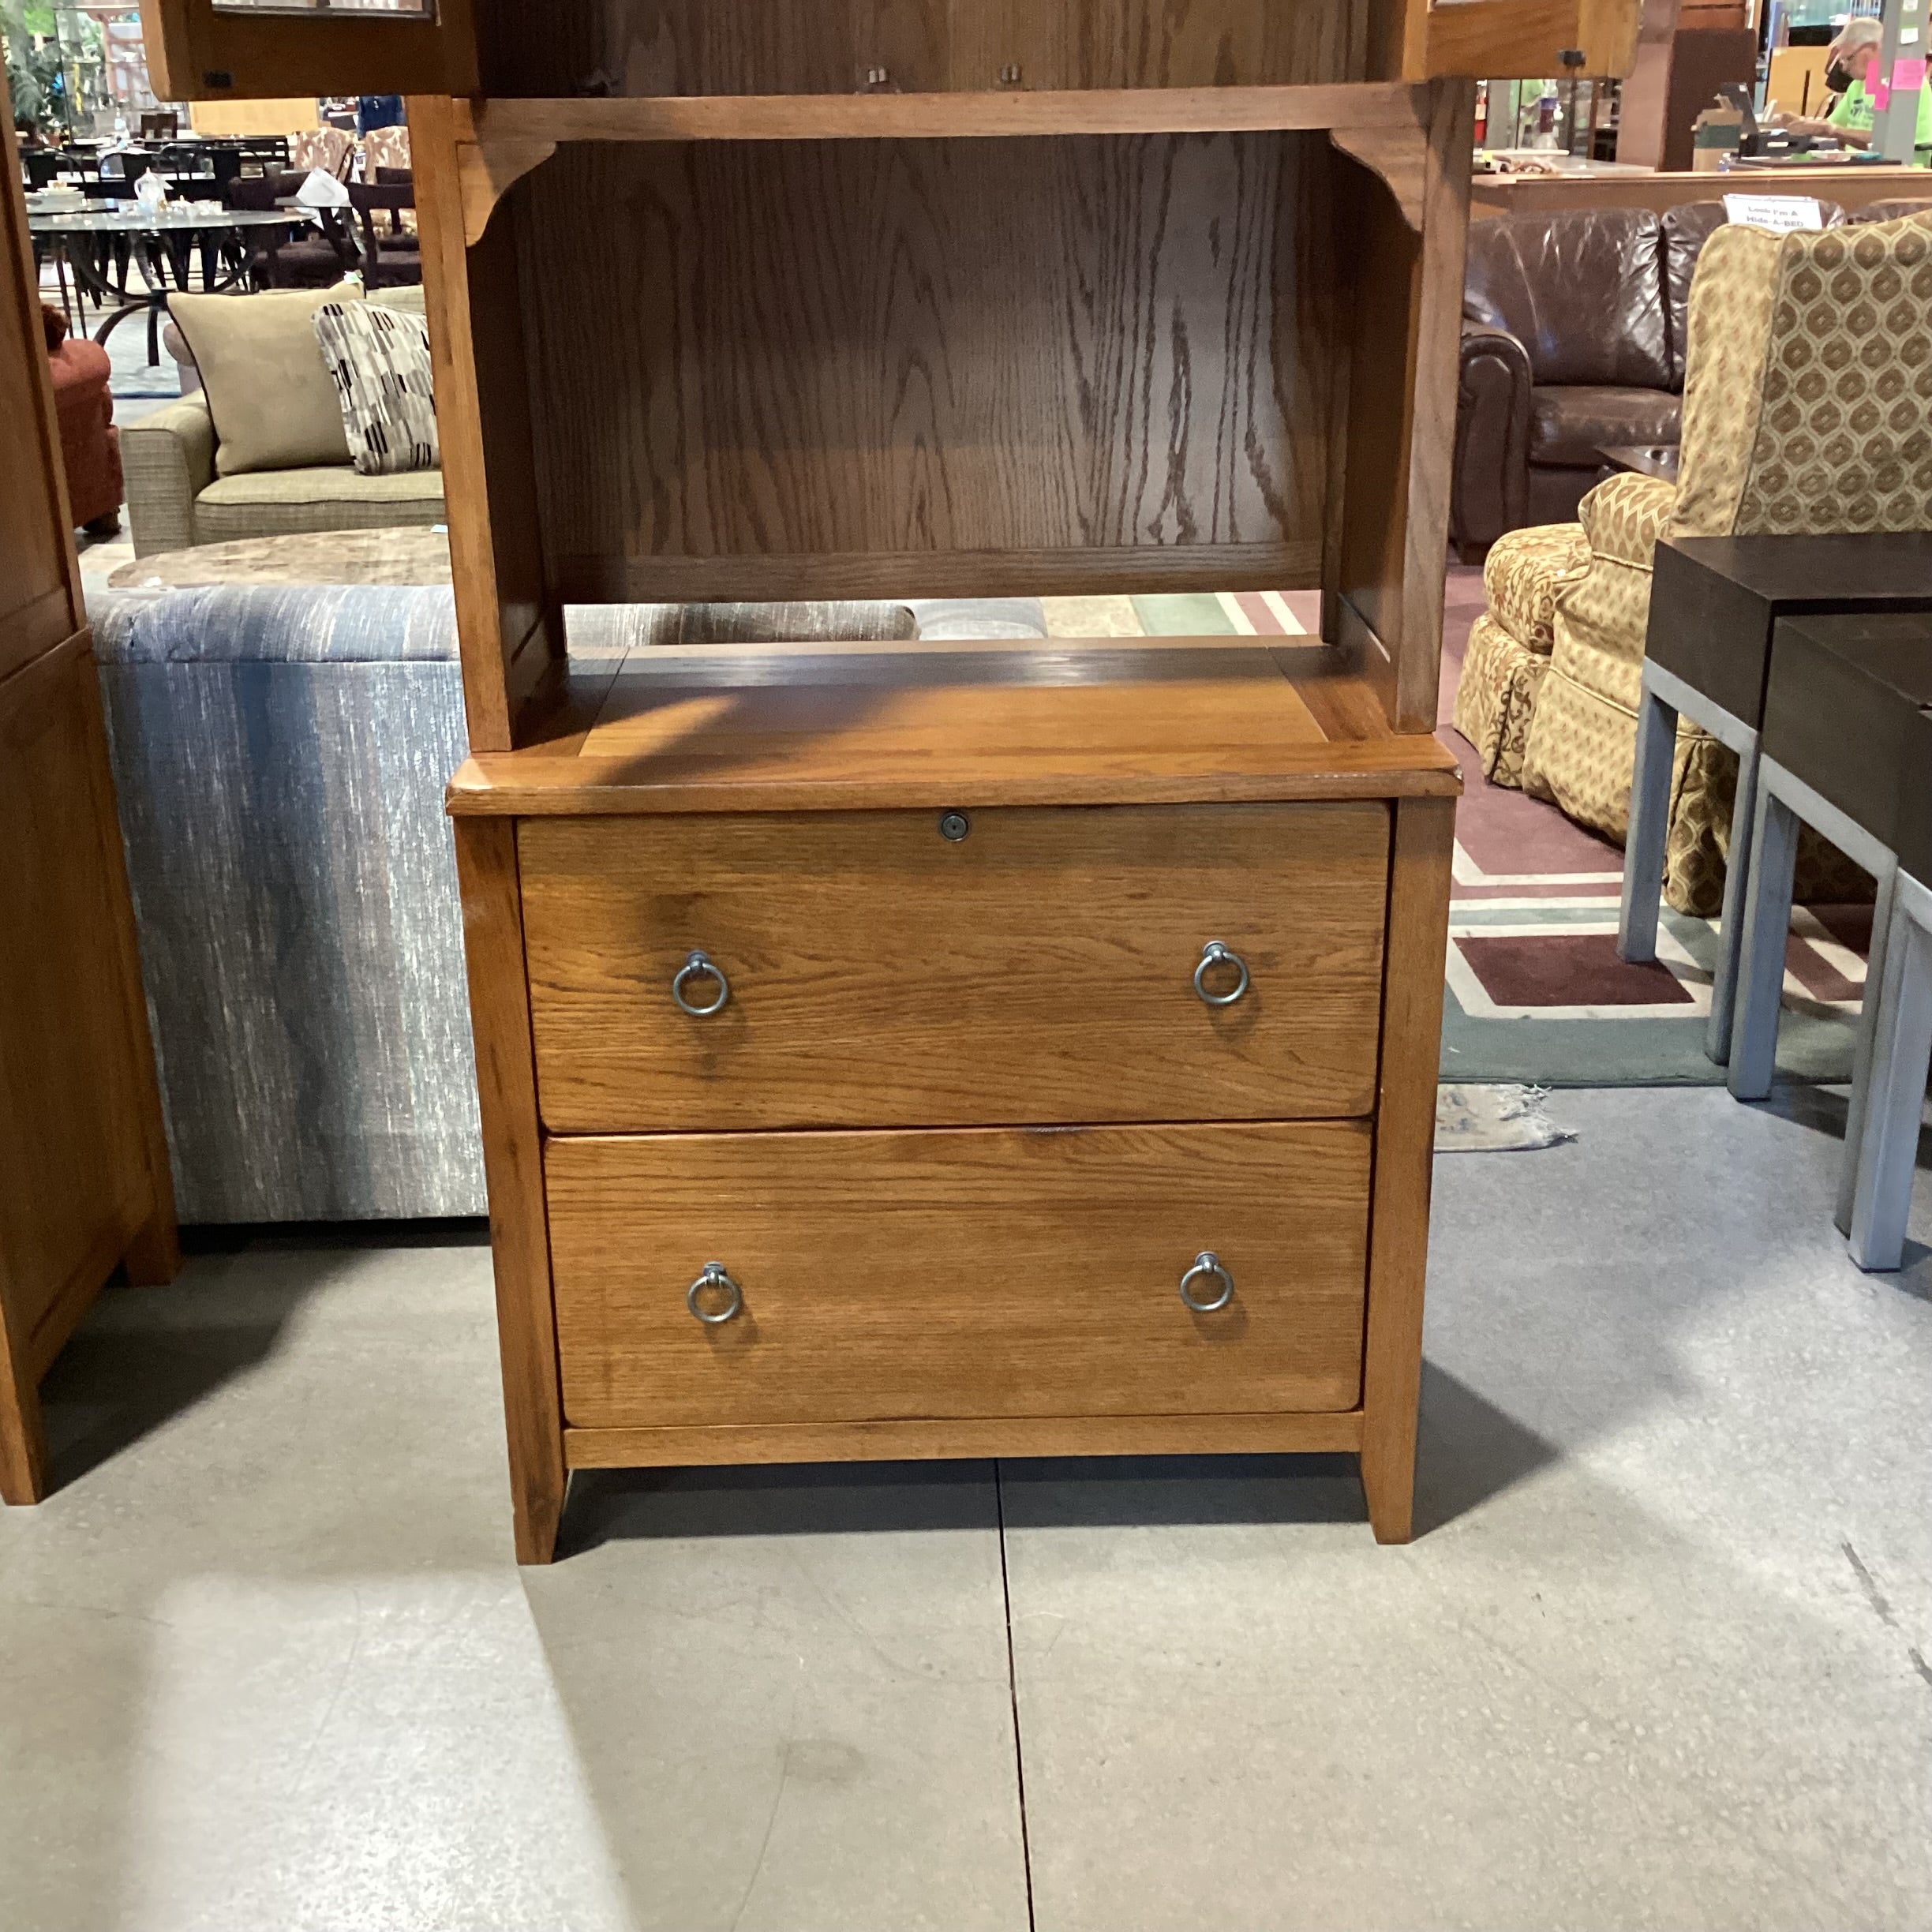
[
  {"xmin": 1619, "ymin": 534, "xmax": 1932, "ymax": 1066},
  {"xmin": 1597, "ymin": 444, "xmax": 1681, "ymax": 484},
  {"xmin": 1731, "ymin": 613, "xmax": 1932, "ymax": 1268}
]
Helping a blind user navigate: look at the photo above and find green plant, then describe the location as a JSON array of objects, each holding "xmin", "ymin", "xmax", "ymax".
[{"xmin": 2, "ymin": 2, "xmax": 69, "ymax": 135}]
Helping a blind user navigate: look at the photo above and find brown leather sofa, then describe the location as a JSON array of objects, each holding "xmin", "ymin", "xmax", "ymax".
[
  {"xmin": 1454, "ymin": 198, "xmax": 1932, "ymax": 560},
  {"xmin": 1451, "ymin": 204, "xmax": 1837, "ymax": 561}
]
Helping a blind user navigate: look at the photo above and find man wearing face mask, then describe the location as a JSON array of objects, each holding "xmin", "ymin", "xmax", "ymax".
[{"xmin": 1771, "ymin": 17, "xmax": 1932, "ymax": 156}]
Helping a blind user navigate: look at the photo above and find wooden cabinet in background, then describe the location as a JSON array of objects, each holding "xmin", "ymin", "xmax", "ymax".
[
  {"xmin": 137, "ymin": 0, "xmax": 1641, "ymax": 1562},
  {"xmin": 0, "ymin": 77, "xmax": 180, "ymax": 1509},
  {"xmin": 1616, "ymin": 0, "xmax": 1758, "ymax": 172}
]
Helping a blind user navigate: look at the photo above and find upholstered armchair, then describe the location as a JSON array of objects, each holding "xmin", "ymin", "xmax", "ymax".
[{"xmin": 1456, "ymin": 209, "xmax": 1932, "ymax": 914}]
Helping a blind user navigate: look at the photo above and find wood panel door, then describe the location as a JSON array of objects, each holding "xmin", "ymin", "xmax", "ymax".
[
  {"xmin": 0, "ymin": 79, "xmax": 178, "ymax": 1507},
  {"xmin": 137, "ymin": 0, "xmax": 477, "ymax": 103}
]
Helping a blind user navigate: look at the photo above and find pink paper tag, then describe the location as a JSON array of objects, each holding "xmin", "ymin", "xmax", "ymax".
[
  {"xmin": 1873, "ymin": 77, "xmax": 1893, "ymax": 108},
  {"xmin": 1893, "ymin": 56, "xmax": 1928, "ymax": 90}
]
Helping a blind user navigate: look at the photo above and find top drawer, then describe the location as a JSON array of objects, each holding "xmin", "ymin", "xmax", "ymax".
[{"xmin": 519, "ymin": 803, "xmax": 1389, "ymax": 1132}]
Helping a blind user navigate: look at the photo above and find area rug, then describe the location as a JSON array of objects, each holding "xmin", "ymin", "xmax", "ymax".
[
  {"xmin": 1066, "ymin": 581, "xmax": 1866, "ymax": 1089},
  {"xmin": 1433, "ymin": 567, "xmax": 1863, "ymax": 1087}
]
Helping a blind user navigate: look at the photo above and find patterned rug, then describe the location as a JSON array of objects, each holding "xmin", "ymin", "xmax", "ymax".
[
  {"xmin": 1434, "ymin": 567, "xmax": 1862, "ymax": 1087},
  {"xmin": 1054, "ymin": 580, "xmax": 1866, "ymax": 1089}
]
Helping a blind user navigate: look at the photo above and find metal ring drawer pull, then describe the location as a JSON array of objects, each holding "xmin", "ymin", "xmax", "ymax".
[
  {"xmin": 672, "ymin": 949, "xmax": 730, "ymax": 1017},
  {"xmin": 1178, "ymin": 1251, "xmax": 1235, "ymax": 1313},
  {"xmin": 1193, "ymin": 940, "xmax": 1250, "ymax": 1007},
  {"xmin": 687, "ymin": 1262, "xmax": 743, "ymax": 1324}
]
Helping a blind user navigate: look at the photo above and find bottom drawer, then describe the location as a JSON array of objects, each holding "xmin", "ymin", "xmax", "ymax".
[{"xmin": 546, "ymin": 1122, "xmax": 1370, "ymax": 1429}]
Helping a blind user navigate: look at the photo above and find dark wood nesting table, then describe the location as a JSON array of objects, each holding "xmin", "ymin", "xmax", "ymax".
[
  {"xmin": 1619, "ymin": 533, "xmax": 1932, "ymax": 1069},
  {"xmin": 1732, "ymin": 612, "xmax": 1932, "ymax": 1270}
]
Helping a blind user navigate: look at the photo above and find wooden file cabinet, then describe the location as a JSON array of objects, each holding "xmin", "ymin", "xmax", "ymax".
[
  {"xmin": 130, "ymin": 0, "xmax": 1634, "ymax": 1559},
  {"xmin": 448, "ymin": 641, "xmax": 1458, "ymax": 1559}
]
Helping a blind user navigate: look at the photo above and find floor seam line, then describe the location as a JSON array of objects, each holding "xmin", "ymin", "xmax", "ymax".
[{"xmin": 995, "ymin": 1458, "xmax": 1039, "ymax": 1932}]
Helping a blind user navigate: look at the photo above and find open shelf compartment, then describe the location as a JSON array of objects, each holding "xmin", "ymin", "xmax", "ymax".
[{"xmin": 414, "ymin": 77, "xmax": 1475, "ymax": 754}]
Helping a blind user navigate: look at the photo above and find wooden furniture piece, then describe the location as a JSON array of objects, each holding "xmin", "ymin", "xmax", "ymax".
[
  {"xmin": 1767, "ymin": 46, "xmax": 1833, "ymax": 123},
  {"xmin": 0, "ymin": 77, "xmax": 181, "ymax": 1509},
  {"xmin": 139, "ymin": 0, "xmax": 1639, "ymax": 1563},
  {"xmin": 1597, "ymin": 444, "xmax": 1680, "ymax": 482},
  {"xmin": 1730, "ymin": 614, "xmax": 1932, "ymax": 1269},
  {"xmin": 1616, "ymin": 0, "xmax": 1757, "ymax": 173},
  {"xmin": 1470, "ymin": 166, "xmax": 1932, "ymax": 219},
  {"xmin": 1621, "ymin": 534, "xmax": 1932, "ymax": 1067}
]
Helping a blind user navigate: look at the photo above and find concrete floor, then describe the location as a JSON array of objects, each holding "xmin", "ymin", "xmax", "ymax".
[{"xmin": 3, "ymin": 1088, "xmax": 1930, "ymax": 1931}]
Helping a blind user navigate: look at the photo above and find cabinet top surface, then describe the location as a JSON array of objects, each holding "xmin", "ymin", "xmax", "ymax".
[{"xmin": 447, "ymin": 638, "xmax": 1461, "ymax": 816}]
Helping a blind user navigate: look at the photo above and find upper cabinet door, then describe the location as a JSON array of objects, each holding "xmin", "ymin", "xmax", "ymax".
[{"xmin": 138, "ymin": 0, "xmax": 477, "ymax": 102}]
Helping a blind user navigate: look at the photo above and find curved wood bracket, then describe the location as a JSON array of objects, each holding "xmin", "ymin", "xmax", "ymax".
[
  {"xmin": 459, "ymin": 138, "xmax": 557, "ymax": 247},
  {"xmin": 1328, "ymin": 125, "xmax": 1428, "ymax": 234}
]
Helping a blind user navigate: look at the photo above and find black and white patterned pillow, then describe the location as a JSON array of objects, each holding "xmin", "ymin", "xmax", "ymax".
[{"xmin": 313, "ymin": 301, "xmax": 440, "ymax": 477}]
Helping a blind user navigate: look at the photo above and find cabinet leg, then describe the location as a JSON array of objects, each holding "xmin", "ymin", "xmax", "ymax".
[
  {"xmin": 1361, "ymin": 1446, "xmax": 1415, "ymax": 1545},
  {"xmin": 511, "ymin": 1463, "xmax": 566, "ymax": 1566},
  {"xmin": 120, "ymin": 1196, "xmax": 182, "ymax": 1288},
  {"xmin": 0, "ymin": 1320, "xmax": 48, "ymax": 1507}
]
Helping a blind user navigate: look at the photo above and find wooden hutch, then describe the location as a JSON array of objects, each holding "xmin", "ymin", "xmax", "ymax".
[{"xmin": 140, "ymin": 0, "xmax": 1637, "ymax": 1563}]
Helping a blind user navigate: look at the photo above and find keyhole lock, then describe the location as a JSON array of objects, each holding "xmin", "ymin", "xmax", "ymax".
[{"xmin": 939, "ymin": 811, "xmax": 971, "ymax": 842}]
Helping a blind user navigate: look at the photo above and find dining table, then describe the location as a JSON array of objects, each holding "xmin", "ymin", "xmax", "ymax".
[{"xmin": 26, "ymin": 204, "xmax": 313, "ymax": 365}]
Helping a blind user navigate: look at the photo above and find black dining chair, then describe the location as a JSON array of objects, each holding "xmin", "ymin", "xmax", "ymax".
[
  {"xmin": 23, "ymin": 150, "xmax": 72, "ymax": 190},
  {"xmin": 348, "ymin": 180, "xmax": 421, "ymax": 288},
  {"xmin": 97, "ymin": 148, "xmax": 155, "ymax": 184},
  {"xmin": 224, "ymin": 170, "xmax": 353, "ymax": 289}
]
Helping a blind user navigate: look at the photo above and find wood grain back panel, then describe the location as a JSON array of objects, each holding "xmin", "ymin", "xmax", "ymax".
[
  {"xmin": 545, "ymin": 1121, "xmax": 1372, "ymax": 1428},
  {"xmin": 513, "ymin": 130, "xmax": 1332, "ymax": 602},
  {"xmin": 519, "ymin": 799, "xmax": 1390, "ymax": 1130},
  {"xmin": 480, "ymin": 0, "xmax": 1368, "ymax": 93}
]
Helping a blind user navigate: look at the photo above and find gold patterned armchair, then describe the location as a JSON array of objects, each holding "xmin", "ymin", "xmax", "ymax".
[{"xmin": 1455, "ymin": 210, "xmax": 1932, "ymax": 912}]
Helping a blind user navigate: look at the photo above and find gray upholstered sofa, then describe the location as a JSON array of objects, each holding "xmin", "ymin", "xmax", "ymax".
[{"xmin": 91, "ymin": 586, "xmax": 1048, "ymax": 1222}]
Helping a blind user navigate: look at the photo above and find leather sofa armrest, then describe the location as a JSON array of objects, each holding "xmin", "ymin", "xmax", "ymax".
[
  {"xmin": 122, "ymin": 395, "xmax": 215, "ymax": 559},
  {"xmin": 1452, "ymin": 321, "xmax": 1533, "ymax": 562}
]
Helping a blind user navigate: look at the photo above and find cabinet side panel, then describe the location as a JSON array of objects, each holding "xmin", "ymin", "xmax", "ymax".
[
  {"xmin": 1332, "ymin": 78, "xmax": 1473, "ymax": 731},
  {"xmin": 521, "ymin": 132, "xmax": 1333, "ymax": 601},
  {"xmin": 451, "ymin": 817, "xmax": 568, "ymax": 1565},
  {"xmin": 1360, "ymin": 792, "xmax": 1454, "ymax": 1543},
  {"xmin": 477, "ymin": 0, "xmax": 1367, "ymax": 92},
  {"xmin": 414, "ymin": 95, "xmax": 560, "ymax": 753}
]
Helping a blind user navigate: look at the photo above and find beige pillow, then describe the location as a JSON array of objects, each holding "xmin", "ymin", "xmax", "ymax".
[{"xmin": 168, "ymin": 281, "xmax": 365, "ymax": 477}]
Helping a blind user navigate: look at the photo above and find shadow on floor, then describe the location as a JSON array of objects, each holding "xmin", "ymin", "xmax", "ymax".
[
  {"xmin": 37, "ymin": 1218, "xmax": 489, "ymax": 1494},
  {"xmin": 561, "ymin": 1365, "xmax": 1559, "ymax": 1551},
  {"xmin": 1411, "ymin": 1361, "xmax": 1562, "ymax": 1537},
  {"xmin": 40, "ymin": 1284, "xmax": 309, "ymax": 1497},
  {"xmin": 1759, "ymin": 1079, "xmax": 1932, "ymax": 1167}
]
